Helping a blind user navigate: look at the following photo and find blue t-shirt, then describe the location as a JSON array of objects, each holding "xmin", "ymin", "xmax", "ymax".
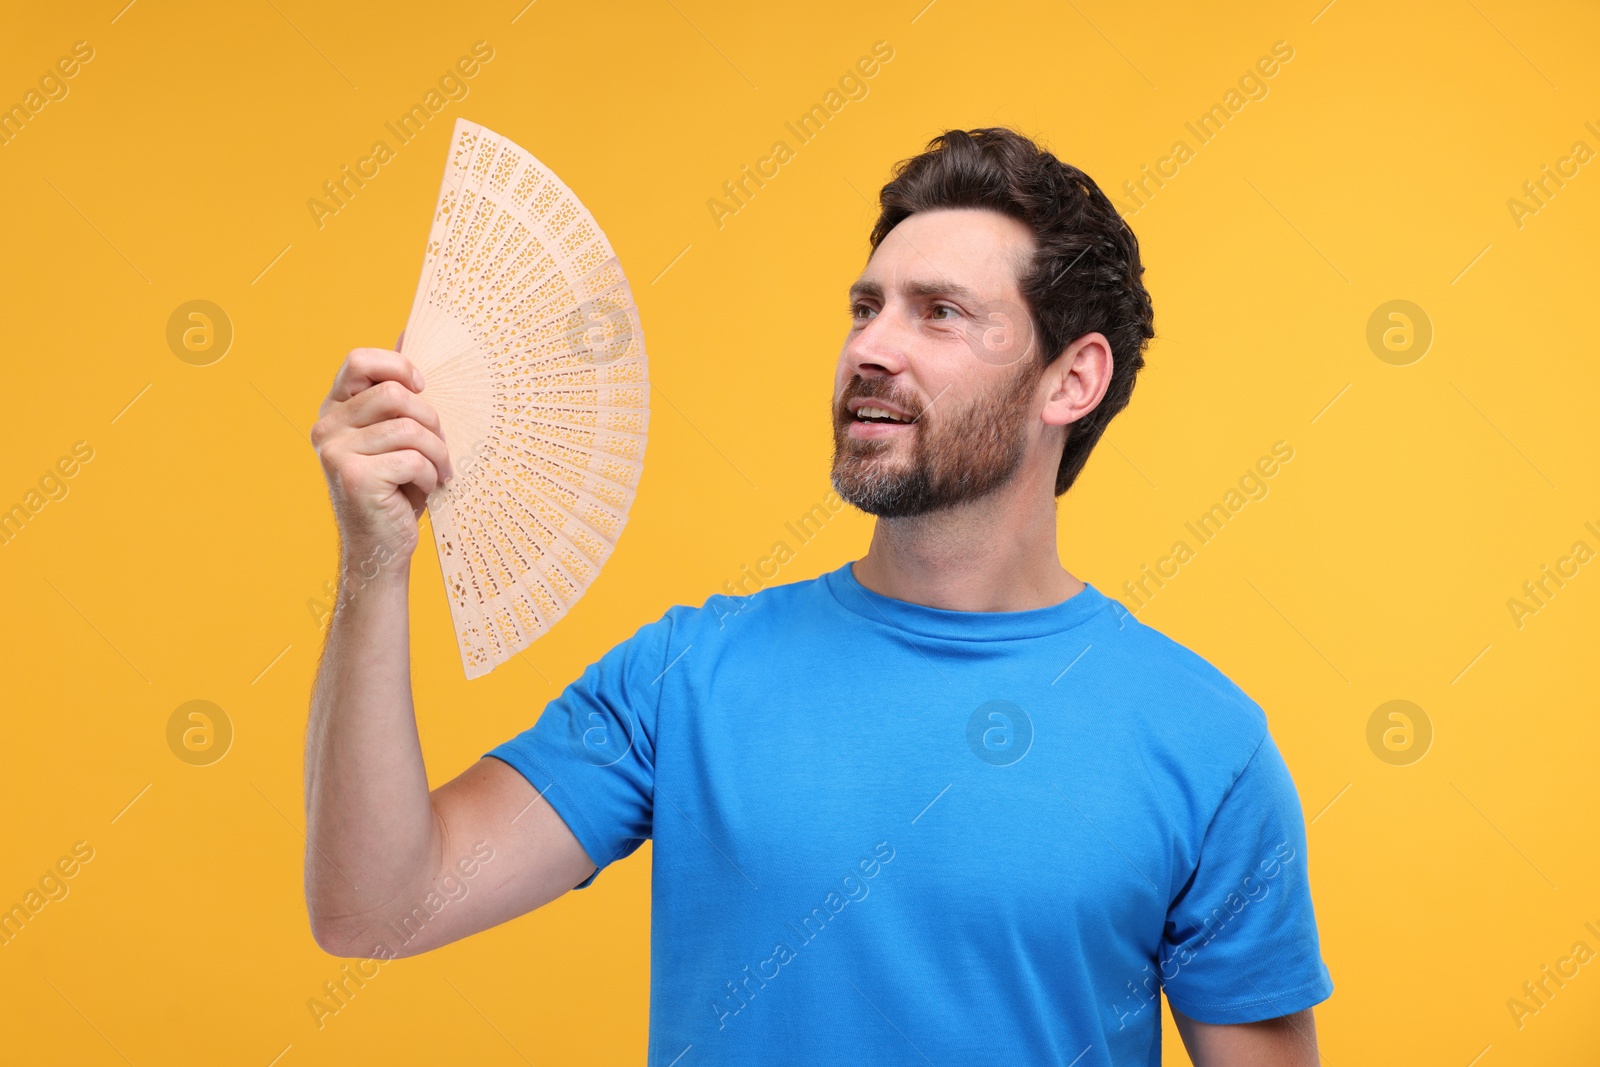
[{"xmin": 486, "ymin": 560, "xmax": 1334, "ymax": 1065}]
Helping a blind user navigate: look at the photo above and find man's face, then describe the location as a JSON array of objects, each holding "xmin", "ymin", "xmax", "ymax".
[{"xmin": 832, "ymin": 207, "xmax": 1046, "ymax": 518}]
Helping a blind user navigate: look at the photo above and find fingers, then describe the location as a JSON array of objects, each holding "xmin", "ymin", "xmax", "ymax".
[
  {"xmin": 380, "ymin": 450, "xmax": 441, "ymax": 499},
  {"xmin": 336, "ymin": 449, "xmax": 440, "ymax": 506},
  {"xmin": 399, "ymin": 482, "xmax": 428, "ymax": 518},
  {"xmin": 321, "ymin": 378, "xmax": 446, "ymax": 442},
  {"xmin": 313, "ymin": 375, "xmax": 453, "ymax": 504},
  {"xmin": 346, "ymin": 415, "xmax": 454, "ymax": 483},
  {"xmin": 327, "ymin": 348, "xmax": 424, "ymax": 405}
]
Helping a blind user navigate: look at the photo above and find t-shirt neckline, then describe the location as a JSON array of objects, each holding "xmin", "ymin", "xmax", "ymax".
[{"xmin": 822, "ymin": 559, "xmax": 1110, "ymax": 641}]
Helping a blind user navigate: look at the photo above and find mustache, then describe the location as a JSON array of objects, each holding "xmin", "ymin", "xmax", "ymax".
[{"xmin": 837, "ymin": 379, "xmax": 924, "ymax": 420}]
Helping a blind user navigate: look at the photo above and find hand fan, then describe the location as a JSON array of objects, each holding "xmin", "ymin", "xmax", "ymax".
[{"xmin": 398, "ymin": 117, "xmax": 649, "ymax": 679}]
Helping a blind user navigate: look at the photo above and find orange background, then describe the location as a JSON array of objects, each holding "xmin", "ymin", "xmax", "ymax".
[{"xmin": 2, "ymin": 1, "xmax": 1597, "ymax": 1063}]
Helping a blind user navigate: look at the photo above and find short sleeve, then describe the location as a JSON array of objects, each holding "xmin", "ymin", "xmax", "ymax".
[
  {"xmin": 1159, "ymin": 730, "xmax": 1334, "ymax": 1023},
  {"xmin": 483, "ymin": 610, "xmax": 674, "ymax": 889}
]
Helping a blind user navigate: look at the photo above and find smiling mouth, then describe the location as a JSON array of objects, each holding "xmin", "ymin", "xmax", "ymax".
[{"xmin": 852, "ymin": 405, "xmax": 915, "ymax": 425}]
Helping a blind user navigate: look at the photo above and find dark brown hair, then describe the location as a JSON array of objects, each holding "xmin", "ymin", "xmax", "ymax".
[{"xmin": 868, "ymin": 127, "xmax": 1155, "ymax": 496}]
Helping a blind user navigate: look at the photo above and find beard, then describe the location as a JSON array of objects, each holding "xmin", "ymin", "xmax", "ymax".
[{"xmin": 830, "ymin": 361, "xmax": 1041, "ymax": 518}]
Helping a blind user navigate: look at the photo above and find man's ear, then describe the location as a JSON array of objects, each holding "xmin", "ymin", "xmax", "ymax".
[{"xmin": 1041, "ymin": 331, "xmax": 1113, "ymax": 429}]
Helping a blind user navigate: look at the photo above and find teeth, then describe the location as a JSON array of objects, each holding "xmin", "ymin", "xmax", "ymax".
[{"xmin": 858, "ymin": 406, "xmax": 910, "ymax": 422}]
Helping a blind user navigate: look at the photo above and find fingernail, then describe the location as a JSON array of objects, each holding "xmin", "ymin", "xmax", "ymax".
[{"xmin": 413, "ymin": 370, "xmax": 424, "ymax": 390}]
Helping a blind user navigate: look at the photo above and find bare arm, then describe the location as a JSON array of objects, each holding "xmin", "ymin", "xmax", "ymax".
[
  {"xmin": 1172, "ymin": 1005, "xmax": 1320, "ymax": 1067},
  {"xmin": 303, "ymin": 346, "xmax": 596, "ymax": 959}
]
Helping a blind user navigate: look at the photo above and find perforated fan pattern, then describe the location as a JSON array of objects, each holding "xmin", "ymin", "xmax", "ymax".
[{"xmin": 399, "ymin": 119, "xmax": 649, "ymax": 679}]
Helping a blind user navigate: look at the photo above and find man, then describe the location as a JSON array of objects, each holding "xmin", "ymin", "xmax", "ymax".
[{"xmin": 305, "ymin": 127, "xmax": 1333, "ymax": 1065}]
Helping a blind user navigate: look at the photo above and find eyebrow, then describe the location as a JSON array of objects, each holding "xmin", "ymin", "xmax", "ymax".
[{"xmin": 848, "ymin": 277, "xmax": 981, "ymax": 304}]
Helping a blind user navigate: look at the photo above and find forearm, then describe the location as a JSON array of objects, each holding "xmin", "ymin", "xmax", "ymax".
[{"xmin": 303, "ymin": 552, "xmax": 437, "ymax": 953}]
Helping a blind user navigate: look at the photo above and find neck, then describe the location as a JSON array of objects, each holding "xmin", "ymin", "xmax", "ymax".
[{"xmin": 851, "ymin": 460, "xmax": 1084, "ymax": 612}]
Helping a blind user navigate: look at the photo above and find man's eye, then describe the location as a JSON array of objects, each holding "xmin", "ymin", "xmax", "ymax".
[
  {"xmin": 931, "ymin": 304, "xmax": 960, "ymax": 320},
  {"xmin": 850, "ymin": 303, "xmax": 875, "ymax": 319}
]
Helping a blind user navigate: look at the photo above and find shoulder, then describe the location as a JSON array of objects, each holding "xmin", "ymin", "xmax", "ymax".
[
  {"xmin": 658, "ymin": 569, "xmax": 833, "ymax": 641},
  {"xmin": 1103, "ymin": 604, "xmax": 1271, "ymax": 768},
  {"xmin": 1120, "ymin": 612, "xmax": 1266, "ymax": 714},
  {"xmin": 600, "ymin": 575, "xmax": 833, "ymax": 696},
  {"xmin": 1098, "ymin": 609, "xmax": 1310, "ymax": 858}
]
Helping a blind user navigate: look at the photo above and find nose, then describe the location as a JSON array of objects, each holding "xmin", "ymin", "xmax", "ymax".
[{"xmin": 841, "ymin": 306, "xmax": 910, "ymax": 380}]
